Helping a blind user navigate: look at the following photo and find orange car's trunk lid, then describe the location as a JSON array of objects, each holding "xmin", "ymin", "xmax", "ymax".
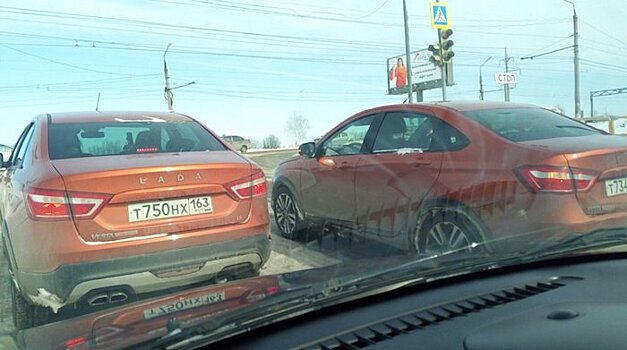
[
  {"xmin": 51, "ymin": 151, "xmax": 253, "ymax": 242},
  {"xmin": 523, "ymin": 135, "xmax": 627, "ymax": 216}
]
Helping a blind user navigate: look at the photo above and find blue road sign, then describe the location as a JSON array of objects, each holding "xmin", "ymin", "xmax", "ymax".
[{"xmin": 430, "ymin": 2, "xmax": 450, "ymax": 29}]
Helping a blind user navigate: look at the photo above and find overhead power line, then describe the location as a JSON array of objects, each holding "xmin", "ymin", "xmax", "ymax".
[
  {"xmin": 580, "ymin": 19, "xmax": 627, "ymax": 48},
  {"xmin": 0, "ymin": 43, "xmax": 151, "ymax": 76}
]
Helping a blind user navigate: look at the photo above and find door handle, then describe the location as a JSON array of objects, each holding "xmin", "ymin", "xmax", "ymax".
[
  {"xmin": 337, "ymin": 161, "xmax": 351, "ymax": 169},
  {"xmin": 319, "ymin": 158, "xmax": 351, "ymax": 169},
  {"xmin": 414, "ymin": 157, "xmax": 432, "ymax": 167}
]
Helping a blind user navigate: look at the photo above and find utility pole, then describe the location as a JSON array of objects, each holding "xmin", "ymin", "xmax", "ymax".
[
  {"xmin": 479, "ymin": 56, "xmax": 492, "ymax": 101},
  {"xmin": 503, "ymin": 48, "xmax": 511, "ymax": 102},
  {"xmin": 163, "ymin": 43, "xmax": 174, "ymax": 112},
  {"xmin": 564, "ymin": 0, "xmax": 581, "ymax": 117},
  {"xmin": 402, "ymin": 0, "xmax": 413, "ymax": 103},
  {"xmin": 479, "ymin": 72, "xmax": 484, "ymax": 101}
]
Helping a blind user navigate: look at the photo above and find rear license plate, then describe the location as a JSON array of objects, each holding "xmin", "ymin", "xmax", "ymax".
[
  {"xmin": 128, "ymin": 196, "xmax": 213, "ymax": 223},
  {"xmin": 605, "ymin": 177, "xmax": 627, "ymax": 197},
  {"xmin": 143, "ymin": 291, "xmax": 226, "ymax": 320}
]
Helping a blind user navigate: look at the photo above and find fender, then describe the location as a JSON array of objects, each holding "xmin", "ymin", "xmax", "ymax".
[{"xmin": 1, "ymin": 219, "xmax": 19, "ymax": 283}]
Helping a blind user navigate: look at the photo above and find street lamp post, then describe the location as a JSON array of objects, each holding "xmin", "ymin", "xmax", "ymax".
[
  {"xmin": 402, "ymin": 0, "xmax": 413, "ymax": 103},
  {"xmin": 479, "ymin": 56, "xmax": 492, "ymax": 101},
  {"xmin": 563, "ymin": 0, "xmax": 581, "ymax": 118}
]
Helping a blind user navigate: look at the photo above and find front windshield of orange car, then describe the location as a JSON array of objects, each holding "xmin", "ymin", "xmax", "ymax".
[{"xmin": 0, "ymin": 1, "xmax": 625, "ymax": 349}]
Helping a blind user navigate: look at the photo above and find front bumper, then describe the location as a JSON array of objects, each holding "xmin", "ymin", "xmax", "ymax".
[{"xmin": 15, "ymin": 234, "xmax": 270, "ymax": 309}]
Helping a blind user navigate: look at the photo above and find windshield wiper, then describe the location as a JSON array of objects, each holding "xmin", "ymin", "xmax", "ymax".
[
  {"xmin": 131, "ymin": 252, "xmax": 489, "ymax": 349},
  {"xmin": 132, "ymin": 229, "xmax": 627, "ymax": 349},
  {"xmin": 133, "ymin": 286, "xmax": 316, "ymax": 350},
  {"xmin": 518, "ymin": 228, "xmax": 627, "ymax": 261},
  {"xmin": 555, "ymin": 125, "xmax": 596, "ymax": 131}
]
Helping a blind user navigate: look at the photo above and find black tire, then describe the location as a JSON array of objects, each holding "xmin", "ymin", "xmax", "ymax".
[
  {"xmin": 413, "ymin": 206, "xmax": 487, "ymax": 255},
  {"xmin": 240, "ymin": 145, "xmax": 248, "ymax": 153},
  {"xmin": 11, "ymin": 278, "xmax": 52, "ymax": 329},
  {"xmin": 3, "ymin": 226, "xmax": 52, "ymax": 329},
  {"xmin": 273, "ymin": 187, "xmax": 305, "ymax": 240}
]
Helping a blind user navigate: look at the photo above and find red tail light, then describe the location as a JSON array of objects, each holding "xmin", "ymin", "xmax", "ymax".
[
  {"xmin": 63, "ymin": 335, "xmax": 88, "ymax": 349},
  {"xmin": 515, "ymin": 165, "xmax": 598, "ymax": 193},
  {"xmin": 26, "ymin": 188, "xmax": 112, "ymax": 220},
  {"xmin": 226, "ymin": 171, "xmax": 267, "ymax": 199},
  {"xmin": 265, "ymin": 285, "xmax": 280, "ymax": 295}
]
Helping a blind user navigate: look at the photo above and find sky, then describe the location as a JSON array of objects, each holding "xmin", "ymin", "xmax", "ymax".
[{"xmin": 0, "ymin": 0, "xmax": 626, "ymax": 146}]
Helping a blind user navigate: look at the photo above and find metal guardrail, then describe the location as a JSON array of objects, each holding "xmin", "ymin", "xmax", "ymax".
[
  {"xmin": 245, "ymin": 148, "xmax": 298, "ymax": 155},
  {"xmin": 580, "ymin": 117, "xmax": 627, "ymax": 135}
]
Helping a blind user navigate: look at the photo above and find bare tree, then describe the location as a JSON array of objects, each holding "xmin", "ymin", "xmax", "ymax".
[
  {"xmin": 285, "ymin": 112, "xmax": 310, "ymax": 147},
  {"xmin": 251, "ymin": 138, "xmax": 262, "ymax": 149},
  {"xmin": 262, "ymin": 134, "xmax": 281, "ymax": 149}
]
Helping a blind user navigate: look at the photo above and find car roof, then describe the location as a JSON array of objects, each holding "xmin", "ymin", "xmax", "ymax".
[
  {"xmin": 357, "ymin": 101, "xmax": 541, "ymax": 116},
  {"xmin": 45, "ymin": 111, "xmax": 192, "ymax": 124},
  {"xmin": 433, "ymin": 100, "xmax": 540, "ymax": 112}
]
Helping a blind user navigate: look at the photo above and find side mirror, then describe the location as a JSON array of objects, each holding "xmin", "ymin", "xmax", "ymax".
[
  {"xmin": 0, "ymin": 153, "xmax": 4, "ymax": 168},
  {"xmin": 298, "ymin": 142, "xmax": 316, "ymax": 158}
]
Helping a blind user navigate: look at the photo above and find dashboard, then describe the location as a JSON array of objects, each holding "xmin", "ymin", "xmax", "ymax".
[{"xmin": 214, "ymin": 254, "xmax": 627, "ymax": 350}]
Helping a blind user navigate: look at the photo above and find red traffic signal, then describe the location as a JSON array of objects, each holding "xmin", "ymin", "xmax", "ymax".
[{"xmin": 441, "ymin": 28, "xmax": 453, "ymax": 40}]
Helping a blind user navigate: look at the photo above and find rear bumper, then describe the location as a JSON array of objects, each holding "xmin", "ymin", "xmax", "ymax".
[
  {"xmin": 480, "ymin": 193, "xmax": 627, "ymax": 251},
  {"xmin": 15, "ymin": 234, "xmax": 270, "ymax": 309}
]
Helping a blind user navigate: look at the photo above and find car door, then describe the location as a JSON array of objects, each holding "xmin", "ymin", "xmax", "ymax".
[
  {"xmin": 353, "ymin": 111, "xmax": 447, "ymax": 242},
  {"xmin": 299, "ymin": 114, "xmax": 378, "ymax": 224},
  {"xmin": 0, "ymin": 122, "xmax": 35, "ymax": 222}
]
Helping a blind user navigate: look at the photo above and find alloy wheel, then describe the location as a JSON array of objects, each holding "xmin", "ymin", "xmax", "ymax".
[
  {"xmin": 275, "ymin": 193, "xmax": 297, "ymax": 236},
  {"xmin": 423, "ymin": 221, "xmax": 473, "ymax": 255}
]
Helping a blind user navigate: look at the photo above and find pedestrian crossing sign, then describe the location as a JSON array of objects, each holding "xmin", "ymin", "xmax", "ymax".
[{"xmin": 430, "ymin": 2, "xmax": 450, "ymax": 29}]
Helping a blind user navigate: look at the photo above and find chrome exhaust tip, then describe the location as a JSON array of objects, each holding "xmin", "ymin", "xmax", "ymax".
[
  {"xmin": 86, "ymin": 290, "xmax": 130, "ymax": 306},
  {"xmin": 109, "ymin": 291, "xmax": 128, "ymax": 304},
  {"xmin": 87, "ymin": 294, "xmax": 110, "ymax": 306}
]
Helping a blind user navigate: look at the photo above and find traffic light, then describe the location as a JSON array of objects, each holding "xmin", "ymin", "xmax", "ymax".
[
  {"xmin": 428, "ymin": 29, "xmax": 454, "ymax": 66},
  {"xmin": 428, "ymin": 43, "xmax": 442, "ymax": 65},
  {"xmin": 440, "ymin": 29, "xmax": 454, "ymax": 62}
]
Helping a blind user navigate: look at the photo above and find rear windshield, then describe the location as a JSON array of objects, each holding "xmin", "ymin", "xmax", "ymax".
[
  {"xmin": 463, "ymin": 107, "xmax": 603, "ymax": 142},
  {"xmin": 48, "ymin": 120, "xmax": 226, "ymax": 160}
]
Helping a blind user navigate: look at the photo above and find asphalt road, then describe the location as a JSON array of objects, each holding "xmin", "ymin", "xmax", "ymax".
[{"xmin": 245, "ymin": 148, "xmax": 297, "ymax": 180}]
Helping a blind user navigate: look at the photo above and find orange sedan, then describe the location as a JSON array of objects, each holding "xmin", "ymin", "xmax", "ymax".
[
  {"xmin": 0, "ymin": 111, "xmax": 270, "ymax": 328},
  {"xmin": 273, "ymin": 102, "xmax": 627, "ymax": 254}
]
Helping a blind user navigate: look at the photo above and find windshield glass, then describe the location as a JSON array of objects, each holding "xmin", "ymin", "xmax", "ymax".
[
  {"xmin": 463, "ymin": 107, "xmax": 602, "ymax": 142},
  {"xmin": 0, "ymin": 1, "xmax": 625, "ymax": 349},
  {"xmin": 48, "ymin": 120, "xmax": 225, "ymax": 159}
]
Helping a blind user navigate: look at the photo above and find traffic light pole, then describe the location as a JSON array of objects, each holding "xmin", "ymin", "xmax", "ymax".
[
  {"xmin": 435, "ymin": 0, "xmax": 447, "ymax": 101},
  {"xmin": 437, "ymin": 29, "xmax": 447, "ymax": 101}
]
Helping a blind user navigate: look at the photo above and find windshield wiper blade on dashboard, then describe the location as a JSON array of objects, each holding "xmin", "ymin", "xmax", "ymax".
[
  {"xmin": 132, "ymin": 286, "xmax": 315, "ymax": 350},
  {"xmin": 518, "ymin": 227, "xmax": 627, "ymax": 261},
  {"xmin": 133, "ymin": 250, "xmax": 493, "ymax": 349}
]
